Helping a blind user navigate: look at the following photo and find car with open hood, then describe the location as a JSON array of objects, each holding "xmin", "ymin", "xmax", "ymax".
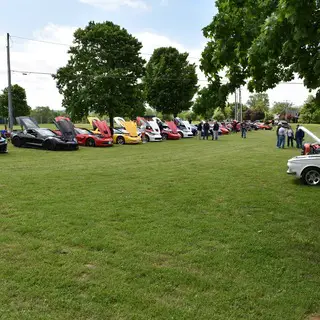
[
  {"xmin": 136, "ymin": 117, "xmax": 163, "ymax": 142},
  {"xmin": 11, "ymin": 116, "xmax": 78, "ymax": 151},
  {"xmin": 173, "ymin": 118, "xmax": 194, "ymax": 138},
  {"xmin": 150, "ymin": 117, "xmax": 181, "ymax": 140},
  {"xmin": 0, "ymin": 134, "xmax": 8, "ymax": 153},
  {"xmin": 55, "ymin": 117, "xmax": 113, "ymax": 147},
  {"xmin": 300, "ymin": 126, "xmax": 320, "ymax": 155},
  {"xmin": 88, "ymin": 117, "xmax": 141, "ymax": 145}
]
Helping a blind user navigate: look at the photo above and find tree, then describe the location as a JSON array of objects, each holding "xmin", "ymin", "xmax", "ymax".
[
  {"xmin": 300, "ymin": 95, "xmax": 320, "ymax": 123},
  {"xmin": 0, "ymin": 84, "xmax": 31, "ymax": 119},
  {"xmin": 193, "ymin": 83, "xmax": 226, "ymax": 118},
  {"xmin": 247, "ymin": 93, "xmax": 269, "ymax": 112},
  {"xmin": 201, "ymin": 0, "xmax": 320, "ymax": 101},
  {"xmin": 271, "ymin": 102, "xmax": 293, "ymax": 116},
  {"xmin": 30, "ymin": 107, "xmax": 55, "ymax": 123},
  {"xmin": 213, "ymin": 108, "xmax": 225, "ymax": 121},
  {"xmin": 54, "ymin": 21, "xmax": 146, "ymax": 127},
  {"xmin": 143, "ymin": 47, "xmax": 198, "ymax": 117}
]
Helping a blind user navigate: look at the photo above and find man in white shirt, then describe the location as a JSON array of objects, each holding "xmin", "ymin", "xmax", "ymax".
[{"xmin": 278, "ymin": 126, "xmax": 286, "ymax": 149}]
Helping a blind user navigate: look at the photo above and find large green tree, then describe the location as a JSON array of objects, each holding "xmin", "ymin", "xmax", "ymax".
[
  {"xmin": 300, "ymin": 95, "xmax": 320, "ymax": 123},
  {"xmin": 143, "ymin": 47, "xmax": 198, "ymax": 117},
  {"xmin": 30, "ymin": 107, "xmax": 68, "ymax": 124},
  {"xmin": 201, "ymin": 0, "xmax": 320, "ymax": 101},
  {"xmin": 0, "ymin": 84, "xmax": 31, "ymax": 119},
  {"xmin": 54, "ymin": 21, "xmax": 146, "ymax": 127},
  {"xmin": 193, "ymin": 82, "xmax": 227, "ymax": 118},
  {"xmin": 247, "ymin": 93, "xmax": 269, "ymax": 113}
]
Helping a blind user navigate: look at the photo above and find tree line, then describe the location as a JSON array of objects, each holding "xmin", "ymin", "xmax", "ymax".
[{"xmin": 1, "ymin": 7, "xmax": 319, "ymax": 124}]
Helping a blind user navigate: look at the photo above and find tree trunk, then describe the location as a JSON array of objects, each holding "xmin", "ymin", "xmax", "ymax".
[{"xmin": 109, "ymin": 115, "xmax": 114, "ymax": 128}]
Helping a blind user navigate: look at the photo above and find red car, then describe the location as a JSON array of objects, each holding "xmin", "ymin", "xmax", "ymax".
[
  {"xmin": 257, "ymin": 123, "xmax": 272, "ymax": 130},
  {"xmin": 55, "ymin": 117, "xmax": 113, "ymax": 147},
  {"xmin": 161, "ymin": 121, "xmax": 181, "ymax": 140}
]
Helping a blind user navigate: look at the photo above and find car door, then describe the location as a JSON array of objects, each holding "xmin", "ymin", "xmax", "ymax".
[{"xmin": 25, "ymin": 129, "xmax": 43, "ymax": 146}]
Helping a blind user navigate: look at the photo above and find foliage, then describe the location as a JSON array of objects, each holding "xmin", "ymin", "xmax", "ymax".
[
  {"xmin": 300, "ymin": 95, "xmax": 320, "ymax": 123},
  {"xmin": 201, "ymin": 0, "xmax": 320, "ymax": 101},
  {"xmin": 247, "ymin": 93, "xmax": 269, "ymax": 112},
  {"xmin": 272, "ymin": 102, "xmax": 293, "ymax": 115},
  {"xmin": 54, "ymin": 21, "xmax": 145, "ymax": 127},
  {"xmin": 213, "ymin": 107, "xmax": 225, "ymax": 122},
  {"xmin": 193, "ymin": 83, "xmax": 227, "ymax": 118},
  {"xmin": 30, "ymin": 107, "xmax": 67, "ymax": 124},
  {"xmin": 243, "ymin": 109, "xmax": 265, "ymax": 121},
  {"xmin": 143, "ymin": 47, "xmax": 198, "ymax": 117},
  {"xmin": 0, "ymin": 84, "xmax": 31, "ymax": 119}
]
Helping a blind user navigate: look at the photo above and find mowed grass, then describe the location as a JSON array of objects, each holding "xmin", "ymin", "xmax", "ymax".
[{"xmin": 1, "ymin": 125, "xmax": 320, "ymax": 320}]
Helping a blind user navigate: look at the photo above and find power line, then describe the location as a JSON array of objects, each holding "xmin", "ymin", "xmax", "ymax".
[
  {"xmin": 10, "ymin": 35, "xmax": 201, "ymax": 61},
  {"xmin": 11, "ymin": 69, "xmax": 210, "ymax": 82}
]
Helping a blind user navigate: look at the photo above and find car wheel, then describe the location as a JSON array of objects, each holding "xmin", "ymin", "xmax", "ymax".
[
  {"xmin": 178, "ymin": 132, "xmax": 183, "ymax": 139},
  {"xmin": 43, "ymin": 140, "xmax": 54, "ymax": 150},
  {"xmin": 117, "ymin": 136, "xmax": 125, "ymax": 145},
  {"xmin": 12, "ymin": 136, "xmax": 22, "ymax": 147},
  {"xmin": 162, "ymin": 133, "xmax": 168, "ymax": 141},
  {"xmin": 85, "ymin": 138, "xmax": 95, "ymax": 147},
  {"xmin": 302, "ymin": 167, "xmax": 320, "ymax": 186}
]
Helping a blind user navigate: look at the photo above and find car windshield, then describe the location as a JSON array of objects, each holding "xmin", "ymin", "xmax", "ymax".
[
  {"xmin": 38, "ymin": 129, "xmax": 57, "ymax": 137},
  {"xmin": 76, "ymin": 128, "xmax": 91, "ymax": 135}
]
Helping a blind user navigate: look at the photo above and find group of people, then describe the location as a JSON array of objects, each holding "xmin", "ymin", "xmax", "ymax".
[
  {"xmin": 197, "ymin": 121, "xmax": 220, "ymax": 140},
  {"xmin": 276, "ymin": 124, "xmax": 305, "ymax": 149}
]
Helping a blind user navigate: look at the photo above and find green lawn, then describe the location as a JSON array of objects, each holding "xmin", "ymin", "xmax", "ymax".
[{"xmin": 1, "ymin": 126, "xmax": 319, "ymax": 320}]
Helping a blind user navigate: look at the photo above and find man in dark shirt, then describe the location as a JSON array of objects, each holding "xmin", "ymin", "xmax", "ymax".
[
  {"xmin": 295, "ymin": 125, "xmax": 305, "ymax": 149},
  {"xmin": 212, "ymin": 121, "xmax": 219, "ymax": 140},
  {"xmin": 203, "ymin": 121, "xmax": 210, "ymax": 140}
]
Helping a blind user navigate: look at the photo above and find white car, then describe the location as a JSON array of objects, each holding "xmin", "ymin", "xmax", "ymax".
[
  {"xmin": 287, "ymin": 126, "xmax": 320, "ymax": 186},
  {"xmin": 174, "ymin": 118, "xmax": 194, "ymax": 138},
  {"xmin": 287, "ymin": 155, "xmax": 320, "ymax": 186},
  {"xmin": 137, "ymin": 117, "xmax": 163, "ymax": 142}
]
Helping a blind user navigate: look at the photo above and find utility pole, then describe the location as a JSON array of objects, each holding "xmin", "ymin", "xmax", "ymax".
[
  {"xmin": 7, "ymin": 33, "xmax": 14, "ymax": 131},
  {"xmin": 239, "ymin": 86, "xmax": 242, "ymax": 122},
  {"xmin": 234, "ymin": 90, "xmax": 238, "ymax": 121}
]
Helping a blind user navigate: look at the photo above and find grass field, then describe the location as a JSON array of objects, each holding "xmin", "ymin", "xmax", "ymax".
[{"xmin": 1, "ymin": 125, "xmax": 320, "ymax": 320}]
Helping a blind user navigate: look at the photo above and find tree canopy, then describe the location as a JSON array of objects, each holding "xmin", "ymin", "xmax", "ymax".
[
  {"xmin": 143, "ymin": 47, "xmax": 198, "ymax": 117},
  {"xmin": 0, "ymin": 84, "xmax": 31, "ymax": 119},
  {"xmin": 54, "ymin": 21, "xmax": 146, "ymax": 127},
  {"xmin": 201, "ymin": 0, "xmax": 320, "ymax": 102},
  {"xmin": 247, "ymin": 93, "xmax": 269, "ymax": 112},
  {"xmin": 30, "ymin": 107, "xmax": 67, "ymax": 124},
  {"xmin": 300, "ymin": 95, "xmax": 320, "ymax": 123}
]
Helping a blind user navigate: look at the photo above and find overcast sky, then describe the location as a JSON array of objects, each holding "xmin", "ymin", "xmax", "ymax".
[{"xmin": 0, "ymin": 0, "xmax": 313, "ymax": 110}]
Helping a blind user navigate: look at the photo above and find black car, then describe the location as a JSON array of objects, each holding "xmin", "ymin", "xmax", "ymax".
[
  {"xmin": 0, "ymin": 135, "xmax": 8, "ymax": 153},
  {"xmin": 11, "ymin": 117, "xmax": 79, "ymax": 151}
]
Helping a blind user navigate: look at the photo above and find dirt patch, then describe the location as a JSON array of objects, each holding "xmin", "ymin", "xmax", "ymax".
[{"xmin": 85, "ymin": 263, "xmax": 96, "ymax": 269}]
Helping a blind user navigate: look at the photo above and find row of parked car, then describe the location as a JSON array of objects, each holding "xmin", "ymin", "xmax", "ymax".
[{"xmin": 0, "ymin": 116, "xmax": 199, "ymax": 152}]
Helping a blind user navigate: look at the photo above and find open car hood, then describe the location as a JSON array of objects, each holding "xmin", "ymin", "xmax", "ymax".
[
  {"xmin": 16, "ymin": 116, "xmax": 39, "ymax": 130},
  {"xmin": 92, "ymin": 119, "xmax": 112, "ymax": 137},
  {"xmin": 166, "ymin": 121, "xmax": 178, "ymax": 133},
  {"xmin": 300, "ymin": 126, "xmax": 320, "ymax": 144},
  {"xmin": 114, "ymin": 117, "xmax": 126, "ymax": 128},
  {"xmin": 54, "ymin": 117, "xmax": 77, "ymax": 140}
]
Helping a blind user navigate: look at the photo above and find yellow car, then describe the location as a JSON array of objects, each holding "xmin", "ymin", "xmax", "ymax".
[{"xmin": 87, "ymin": 117, "xmax": 141, "ymax": 145}]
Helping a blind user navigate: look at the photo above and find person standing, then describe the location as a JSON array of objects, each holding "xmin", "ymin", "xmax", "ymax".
[
  {"xmin": 203, "ymin": 120, "xmax": 210, "ymax": 140},
  {"xmin": 197, "ymin": 122, "xmax": 203, "ymax": 140},
  {"xmin": 278, "ymin": 125, "xmax": 286, "ymax": 149},
  {"xmin": 287, "ymin": 127, "xmax": 294, "ymax": 147},
  {"xmin": 295, "ymin": 125, "xmax": 305, "ymax": 149},
  {"xmin": 212, "ymin": 121, "xmax": 219, "ymax": 140},
  {"xmin": 276, "ymin": 125, "xmax": 281, "ymax": 147},
  {"xmin": 241, "ymin": 121, "xmax": 247, "ymax": 138}
]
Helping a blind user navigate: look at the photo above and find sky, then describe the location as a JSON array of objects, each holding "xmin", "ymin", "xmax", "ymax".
[{"xmin": 0, "ymin": 0, "xmax": 314, "ymax": 110}]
